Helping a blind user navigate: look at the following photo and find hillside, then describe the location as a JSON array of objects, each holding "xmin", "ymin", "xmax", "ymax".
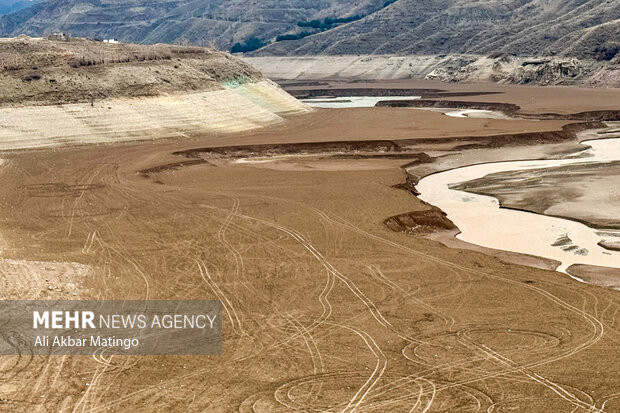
[
  {"xmin": 257, "ymin": 0, "xmax": 620, "ymax": 59},
  {"xmin": 0, "ymin": 35, "xmax": 265, "ymax": 105},
  {"xmin": 0, "ymin": 0, "xmax": 38, "ymax": 16},
  {"xmin": 0, "ymin": 36, "xmax": 308, "ymax": 149},
  {"xmin": 0, "ymin": 0, "xmax": 388, "ymax": 50},
  {"xmin": 0, "ymin": 0, "xmax": 618, "ymax": 60},
  {"xmin": 245, "ymin": 54, "xmax": 620, "ymax": 87}
]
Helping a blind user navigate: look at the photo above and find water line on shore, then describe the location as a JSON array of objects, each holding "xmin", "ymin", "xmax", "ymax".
[{"xmin": 415, "ymin": 129, "xmax": 620, "ymax": 278}]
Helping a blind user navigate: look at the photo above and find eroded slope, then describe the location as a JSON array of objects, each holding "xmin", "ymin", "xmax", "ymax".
[{"xmin": 0, "ymin": 37, "xmax": 309, "ymax": 148}]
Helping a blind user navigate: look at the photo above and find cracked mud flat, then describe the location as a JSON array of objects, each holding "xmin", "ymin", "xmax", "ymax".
[{"xmin": 0, "ymin": 80, "xmax": 619, "ymax": 412}]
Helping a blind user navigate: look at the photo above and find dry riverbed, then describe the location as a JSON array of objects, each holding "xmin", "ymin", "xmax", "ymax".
[{"xmin": 0, "ymin": 80, "xmax": 618, "ymax": 412}]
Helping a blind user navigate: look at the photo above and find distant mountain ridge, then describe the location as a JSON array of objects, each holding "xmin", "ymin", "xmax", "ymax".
[
  {"xmin": 0, "ymin": 0, "xmax": 39, "ymax": 16},
  {"xmin": 0, "ymin": 0, "xmax": 388, "ymax": 49},
  {"xmin": 256, "ymin": 0, "xmax": 620, "ymax": 60},
  {"xmin": 0, "ymin": 0, "xmax": 618, "ymax": 60}
]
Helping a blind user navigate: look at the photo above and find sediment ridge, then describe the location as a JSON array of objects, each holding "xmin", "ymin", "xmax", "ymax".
[
  {"xmin": 172, "ymin": 122, "xmax": 605, "ymax": 165},
  {"xmin": 384, "ymin": 206, "xmax": 457, "ymax": 234},
  {"xmin": 376, "ymin": 100, "xmax": 620, "ymax": 121},
  {"xmin": 288, "ymin": 88, "xmax": 501, "ymax": 99}
]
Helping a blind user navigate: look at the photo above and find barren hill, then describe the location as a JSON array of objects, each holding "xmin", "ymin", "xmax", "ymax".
[
  {"xmin": 0, "ymin": 36, "xmax": 265, "ymax": 105},
  {"xmin": 257, "ymin": 0, "xmax": 619, "ymax": 59},
  {"xmin": 0, "ymin": 0, "xmax": 388, "ymax": 49},
  {"xmin": 1, "ymin": 0, "xmax": 618, "ymax": 60},
  {"xmin": 0, "ymin": 36, "xmax": 308, "ymax": 149},
  {"xmin": 1, "ymin": 1, "xmax": 617, "ymax": 87}
]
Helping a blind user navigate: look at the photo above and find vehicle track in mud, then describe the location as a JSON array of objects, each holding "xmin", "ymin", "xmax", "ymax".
[{"xmin": 0, "ymin": 83, "xmax": 618, "ymax": 412}]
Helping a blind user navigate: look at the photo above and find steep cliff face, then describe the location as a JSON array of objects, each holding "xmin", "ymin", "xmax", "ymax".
[
  {"xmin": 581, "ymin": 56, "xmax": 620, "ymax": 88},
  {"xmin": 423, "ymin": 56, "xmax": 611, "ymax": 86}
]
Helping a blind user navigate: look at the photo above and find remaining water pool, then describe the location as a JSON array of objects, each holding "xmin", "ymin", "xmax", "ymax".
[{"xmin": 415, "ymin": 128, "xmax": 620, "ymax": 277}]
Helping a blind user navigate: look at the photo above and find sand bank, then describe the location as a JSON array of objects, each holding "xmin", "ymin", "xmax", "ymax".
[{"xmin": 0, "ymin": 80, "xmax": 308, "ymax": 150}]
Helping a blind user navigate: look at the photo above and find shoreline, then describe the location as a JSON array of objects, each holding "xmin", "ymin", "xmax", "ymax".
[
  {"xmin": 413, "ymin": 134, "xmax": 620, "ymax": 287},
  {"xmin": 147, "ymin": 112, "xmax": 620, "ymax": 288},
  {"xmin": 0, "ymin": 81, "xmax": 309, "ymax": 151}
]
